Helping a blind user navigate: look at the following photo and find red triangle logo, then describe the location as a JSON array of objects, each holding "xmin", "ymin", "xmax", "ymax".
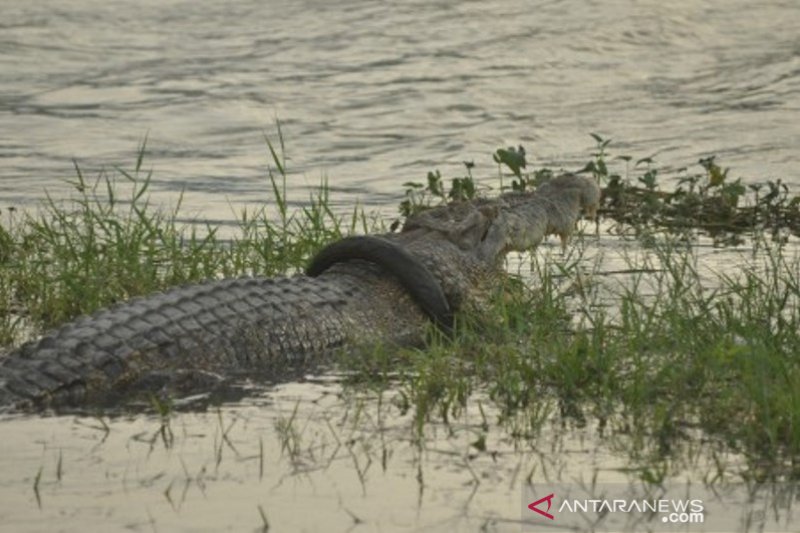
[{"xmin": 528, "ymin": 493, "xmax": 555, "ymax": 520}]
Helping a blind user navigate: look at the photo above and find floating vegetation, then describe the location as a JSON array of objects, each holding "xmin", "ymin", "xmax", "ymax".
[
  {"xmin": 403, "ymin": 133, "xmax": 800, "ymax": 248},
  {"xmin": 597, "ymin": 152, "xmax": 800, "ymax": 246}
]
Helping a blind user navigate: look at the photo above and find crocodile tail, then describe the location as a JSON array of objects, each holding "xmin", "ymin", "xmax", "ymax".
[{"xmin": 0, "ymin": 276, "xmax": 357, "ymax": 411}]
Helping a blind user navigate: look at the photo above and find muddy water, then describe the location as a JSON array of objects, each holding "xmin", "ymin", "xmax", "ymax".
[
  {"xmin": 2, "ymin": 0, "xmax": 799, "ymax": 221},
  {"xmin": 0, "ymin": 380, "xmax": 616, "ymax": 532},
  {"xmin": 0, "ymin": 377, "xmax": 758, "ymax": 533},
  {"xmin": 0, "ymin": 372, "xmax": 793, "ymax": 532}
]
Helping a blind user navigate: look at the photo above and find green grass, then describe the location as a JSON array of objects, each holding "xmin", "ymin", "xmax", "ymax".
[
  {"xmin": 360, "ymin": 239, "xmax": 800, "ymax": 481},
  {"xmin": 2, "ymin": 134, "xmax": 800, "ymax": 483},
  {"xmin": 0, "ymin": 133, "xmax": 376, "ymax": 344}
]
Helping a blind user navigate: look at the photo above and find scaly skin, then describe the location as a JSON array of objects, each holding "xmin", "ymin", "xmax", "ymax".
[{"xmin": 0, "ymin": 174, "xmax": 599, "ymax": 412}]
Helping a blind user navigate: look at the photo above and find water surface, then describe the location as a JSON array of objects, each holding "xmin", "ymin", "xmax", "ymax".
[{"xmin": 2, "ymin": 0, "xmax": 799, "ymax": 219}]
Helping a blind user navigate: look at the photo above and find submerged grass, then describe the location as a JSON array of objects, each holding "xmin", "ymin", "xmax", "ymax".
[
  {"xmin": 346, "ymin": 238, "xmax": 800, "ymax": 481},
  {"xmin": 1, "ymin": 134, "xmax": 800, "ymax": 483}
]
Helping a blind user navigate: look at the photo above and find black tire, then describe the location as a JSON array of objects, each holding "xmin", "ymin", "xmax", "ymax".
[{"xmin": 307, "ymin": 236, "xmax": 453, "ymax": 333}]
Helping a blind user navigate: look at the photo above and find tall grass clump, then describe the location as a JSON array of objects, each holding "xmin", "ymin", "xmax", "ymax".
[
  {"xmin": 0, "ymin": 132, "xmax": 371, "ymax": 346},
  {"xmin": 339, "ymin": 234, "xmax": 800, "ymax": 479},
  {"xmin": 601, "ymin": 239, "xmax": 800, "ymax": 479}
]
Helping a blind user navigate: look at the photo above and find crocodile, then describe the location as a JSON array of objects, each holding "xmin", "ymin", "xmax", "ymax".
[{"xmin": 0, "ymin": 174, "xmax": 600, "ymax": 412}]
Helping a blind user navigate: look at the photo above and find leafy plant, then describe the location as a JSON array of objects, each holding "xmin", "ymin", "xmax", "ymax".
[{"xmin": 492, "ymin": 145, "xmax": 527, "ymax": 178}]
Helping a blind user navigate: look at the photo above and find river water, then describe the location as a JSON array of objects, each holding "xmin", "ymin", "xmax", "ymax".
[
  {"xmin": 2, "ymin": 2, "xmax": 800, "ymax": 531},
  {"xmin": 2, "ymin": 0, "xmax": 799, "ymax": 218}
]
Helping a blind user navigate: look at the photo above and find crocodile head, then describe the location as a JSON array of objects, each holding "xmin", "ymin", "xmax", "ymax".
[{"xmin": 402, "ymin": 174, "xmax": 600, "ymax": 266}]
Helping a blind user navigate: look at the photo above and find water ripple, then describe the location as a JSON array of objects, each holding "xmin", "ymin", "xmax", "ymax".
[{"xmin": 0, "ymin": 0, "xmax": 798, "ymax": 215}]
